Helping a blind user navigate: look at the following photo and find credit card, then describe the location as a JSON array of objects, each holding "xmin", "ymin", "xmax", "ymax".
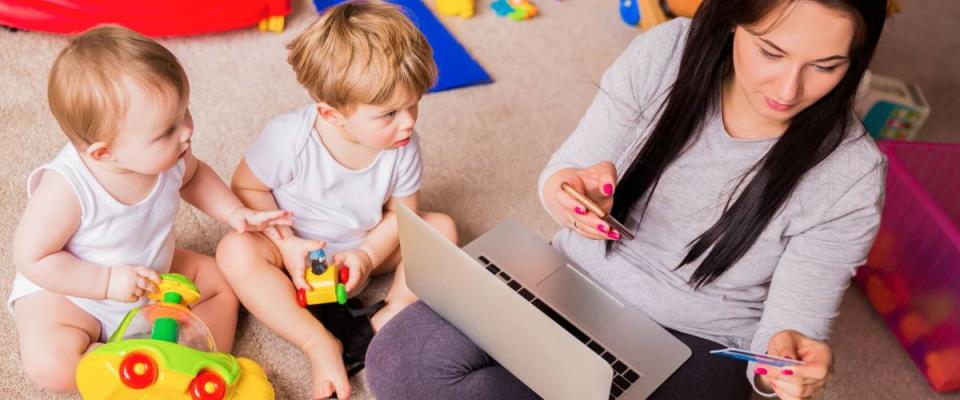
[{"xmin": 709, "ymin": 348, "xmax": 806, "ymax": 367}]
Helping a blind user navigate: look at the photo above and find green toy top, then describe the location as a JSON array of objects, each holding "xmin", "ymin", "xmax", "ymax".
[{"xmin": 161, "ymin": 273, "xmax": 199, "ymax": 293}]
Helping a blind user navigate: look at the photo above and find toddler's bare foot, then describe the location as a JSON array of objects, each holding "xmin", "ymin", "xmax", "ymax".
[{"xmin": 303, "ymin": 334, "xmax": 351, "ymax": 399}]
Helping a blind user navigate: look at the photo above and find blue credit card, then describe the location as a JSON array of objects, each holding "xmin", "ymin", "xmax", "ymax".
[{"xmin": 709, "ymin": 348, "xmax": 806, "ymax": 367}]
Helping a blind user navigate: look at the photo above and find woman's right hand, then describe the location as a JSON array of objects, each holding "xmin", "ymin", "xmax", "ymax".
[
  {"xmin": 545, "ymin": 161, "xmax": 621, "ymax": 241},
  {"xmin": 277, "ymin": 235, "xmax": 327, "ymax": 291}
]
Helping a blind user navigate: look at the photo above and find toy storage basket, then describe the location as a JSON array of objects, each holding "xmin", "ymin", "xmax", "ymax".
[{"xmin": 855, "ymin": 140, "xmax": 960, "ymax": 392}]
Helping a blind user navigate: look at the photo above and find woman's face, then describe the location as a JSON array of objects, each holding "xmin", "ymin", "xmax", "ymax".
[{"xmin": 729, "ymin": 1, "xmax": 855, "ymax": 127}]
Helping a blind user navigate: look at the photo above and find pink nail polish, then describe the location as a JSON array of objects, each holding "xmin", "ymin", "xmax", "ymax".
[
  {"xmin": 597, "ymin": 224, "xmax": 607, "ymax": 233},
  {"xmin": 608, "ymin": 231, "xmax": 620, "ymax": 240},
  {"xmin": 783, "ymin": 369, "xmax": 794, "ymax": 376},
  {"xmin": 575, "ymin": 206, "xmax": 586, "ymax": 215},
  {"xmin": 602, "ymin": 183, "xmax": 614, "ymax": 196},
  {"xmin": 755, "ymin": 367, "xmax": 767, "ymax": 376}
]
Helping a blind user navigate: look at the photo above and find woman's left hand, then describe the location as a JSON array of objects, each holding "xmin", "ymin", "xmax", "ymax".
[{"xmin": 757, "ymin": 329, "xmax": 833, "ymax": 399}]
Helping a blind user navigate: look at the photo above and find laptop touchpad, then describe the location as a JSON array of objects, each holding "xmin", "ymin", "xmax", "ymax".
[{"xmin": 536, "ymin": 265, "xmax": 624, "ymax": 332}]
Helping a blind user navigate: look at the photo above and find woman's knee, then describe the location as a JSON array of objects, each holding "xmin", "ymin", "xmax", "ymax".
[
  {"xmin": 421, "ymin": 212, "xmax": 458, "ymax": 243},
  {"xmin": 366, "ymin": 302, "xmax": 429, "ymax": 371},
  {"xmin": 366, "ymin": 302, "xmax": 448, "ymax": 398}
]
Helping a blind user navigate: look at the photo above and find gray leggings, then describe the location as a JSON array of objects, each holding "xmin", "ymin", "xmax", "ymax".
[{"xmin": 365, "ymin": 302, "xmax": 754, "ymax": 400}]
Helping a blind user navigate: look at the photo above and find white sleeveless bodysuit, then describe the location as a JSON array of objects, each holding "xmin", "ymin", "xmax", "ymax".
[{"xmin": 8, "ymin": 144, "xmax": 185, "ymax": 339}]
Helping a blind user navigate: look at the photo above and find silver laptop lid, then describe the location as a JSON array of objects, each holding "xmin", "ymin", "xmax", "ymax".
[
  {"xmin": 398, "ymin": 205, "xmax": 613, "ymax": 400},
  {"xmin": 462, "ymin": 220, "xmax": 693, "ymax": 399}
]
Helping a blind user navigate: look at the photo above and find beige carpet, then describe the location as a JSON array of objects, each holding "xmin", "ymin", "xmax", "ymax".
[{"xmin": 1, "ymin": 0, "xmax": 958, "ymax": 399}]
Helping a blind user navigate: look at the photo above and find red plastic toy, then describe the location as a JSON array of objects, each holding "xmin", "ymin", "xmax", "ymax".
[{"xmin": 0, "ymin": 0, "xmax": 290, "ymax": 36}]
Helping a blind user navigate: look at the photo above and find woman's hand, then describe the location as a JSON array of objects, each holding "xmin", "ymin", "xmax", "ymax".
[
  {"xmin": 545, "ymin": 161, "xmax": 621, "ymax": 240},
  {"xmin": 756, "ymin": 329, "xmax": 834, "ymax": 400},
  {"xmin": 277, "ymin": 236, "xmax": 327, "ymax": 291}
]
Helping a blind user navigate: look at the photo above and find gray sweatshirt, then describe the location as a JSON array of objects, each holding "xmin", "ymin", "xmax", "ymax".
[{"xmin": 538, "ymin": 18, "xmax": 885, "ymax": 390}]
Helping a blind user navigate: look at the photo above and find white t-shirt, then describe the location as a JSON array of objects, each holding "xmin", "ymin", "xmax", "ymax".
[{"xmin": 245, "ymin": 105, "xmax": 422, "ymax": 252}]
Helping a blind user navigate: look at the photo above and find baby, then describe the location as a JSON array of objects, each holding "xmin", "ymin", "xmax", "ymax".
[
  {"xmin": 9, "ymin": 25, "xmax": 291, "ymax": 392},
  {"xmin": 215, "ymin": 1, "xmax": 457, "ymax": 398}
]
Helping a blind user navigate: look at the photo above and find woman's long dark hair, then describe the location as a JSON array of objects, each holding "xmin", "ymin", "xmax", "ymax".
[{"xmin": 609, "ymin": 0, "xmax": 888, "ymax": 288}]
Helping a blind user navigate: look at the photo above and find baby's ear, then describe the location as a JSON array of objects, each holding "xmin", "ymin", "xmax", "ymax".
[
  {"xmin": 86, "ymin": 141, "xmax": 113, "ymax": 161},
  {"xmin": 316, "ymin": 102, "xmax": 347, "ymax": 126}
]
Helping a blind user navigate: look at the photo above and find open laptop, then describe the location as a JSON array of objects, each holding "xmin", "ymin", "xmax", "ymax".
[{"xmin": 397, "ymin": 205, "xmax": 691, "ymax": 400}]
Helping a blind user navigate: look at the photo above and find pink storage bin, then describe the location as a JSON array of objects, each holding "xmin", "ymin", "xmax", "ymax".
[{"xmin": 855, "ymin": 140, "xmax": 960, "ymax": 393}]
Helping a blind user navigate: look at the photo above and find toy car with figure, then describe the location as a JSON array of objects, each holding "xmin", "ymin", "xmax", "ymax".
[{"xmin": 296, "ymin": 249, "xmax": 349, "ymax": 307}]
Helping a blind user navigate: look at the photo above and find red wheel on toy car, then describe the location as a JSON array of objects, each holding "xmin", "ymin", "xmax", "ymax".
[
  {"xmin": 338, "ymin": 266, "xmax": 349, "ymax": 283},
  {"xmin": 119, "ymin": 352, "xmax": 157, "ymax": 389},
  {"xmin": 296, "ymin": 288, "xmax": 307, "ymax": 307},
  {"xmin": 189, "ymin": 370, "xmax": 227, "ymax": 400}
]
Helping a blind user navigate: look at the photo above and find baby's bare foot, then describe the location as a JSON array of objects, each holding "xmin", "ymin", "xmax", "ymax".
[{"xmin": 303, "ymin": 334, "xmax": 351, "ymax": 399}]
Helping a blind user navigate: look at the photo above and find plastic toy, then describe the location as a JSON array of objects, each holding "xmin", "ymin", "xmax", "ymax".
[
  {"xmin": 619, "ymin": 0, "xmax": 675, "ymax": 30},
  {"xmin": 436, "ymin": 0, "xmax": 475, "ymax": 18},
  {"xmin": 926, "ymin": 347, "xmax": 960, "ymax": 392},
  {"xmin": 76, "ymin": 273, "xmax": 274, "ymax": 399},
  {"xmin": 491, "ymin": 0, "xmax": 537, "ymax": 21},
  {"xmin": 258, "ymin": 16, "xmax": 286, "ymax": 33},
  {"xmin": 619, "ymin": 0, "xmax": 641, "ymax": 26},
  {"xmin": 0, "ymin": 0, "xmax": 290, "ymax": 36},
  {"xmin": 296, "ymin": 249, "xmax": 349, "ymax": 307},
  {"xmin": 855, "ymin": 72, "xmax": 930, "ymax": 140}
]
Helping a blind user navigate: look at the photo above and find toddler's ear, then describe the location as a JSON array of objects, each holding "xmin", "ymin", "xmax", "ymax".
[
  {"xmin": 316, "ymin": 102, "xmax": 346, "ymax": 126},
  {"xmin": 86, "ymin": 141, "xmax": 114, "ymax": 161}
]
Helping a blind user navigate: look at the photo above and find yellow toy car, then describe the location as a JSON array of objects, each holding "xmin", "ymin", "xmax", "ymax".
[
  {"xmin": 76, "ymin": 274, "xmax": 274, "ymax": 400},
  {"xmin": 296, "ymin": 249, "xmax": 349, "ymax": 307}
]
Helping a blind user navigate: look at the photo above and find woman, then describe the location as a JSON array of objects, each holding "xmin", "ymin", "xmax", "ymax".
[{"xmin": 366, "ymin": 1, "xmax": 888, "ymax": 399}]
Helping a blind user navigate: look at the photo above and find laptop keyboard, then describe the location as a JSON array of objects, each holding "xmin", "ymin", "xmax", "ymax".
[{"xmin": 477, "ymin": 255, "xmax": 641, "ymax": 399}]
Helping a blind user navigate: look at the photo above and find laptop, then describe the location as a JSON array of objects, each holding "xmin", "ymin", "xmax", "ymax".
[{"xmin": 397, "ymin": 205, "xmax": 691, "ymax": 400}]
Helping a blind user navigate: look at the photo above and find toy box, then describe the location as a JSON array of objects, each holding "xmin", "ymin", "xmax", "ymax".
[{"xmin": 855, "ymin": 141, "xmax": 960, "ymax": 392}]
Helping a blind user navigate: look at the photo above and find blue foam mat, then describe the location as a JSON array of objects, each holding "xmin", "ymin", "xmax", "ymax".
[{"xmin": 312, "ymin": 0, "xmax": 492, "ymax": 92}]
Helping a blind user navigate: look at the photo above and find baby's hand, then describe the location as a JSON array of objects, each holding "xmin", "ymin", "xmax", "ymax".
[
  {"xmin": 278, "ymin": 236, "xmax": 327, "ymax": 291},
  {"xmin": 332, "ymin": 249, "xmax": 374, "ymax": 295},
  {"xmin": 106, "ymin": 265, "xmax": 161, "ymax": 302},
  {"xmin": 227, "ymin": 207, "xmax": 294, "ymax": 234}
]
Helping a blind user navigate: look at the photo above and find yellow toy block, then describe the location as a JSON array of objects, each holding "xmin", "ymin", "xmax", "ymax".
[
  {"xmin": 258, "ymin": 16, "xmax": 285, "ymax": 33},
  {"xmin": 436, "ymin": 0, "xmax": 475, "ymax": 18}
]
